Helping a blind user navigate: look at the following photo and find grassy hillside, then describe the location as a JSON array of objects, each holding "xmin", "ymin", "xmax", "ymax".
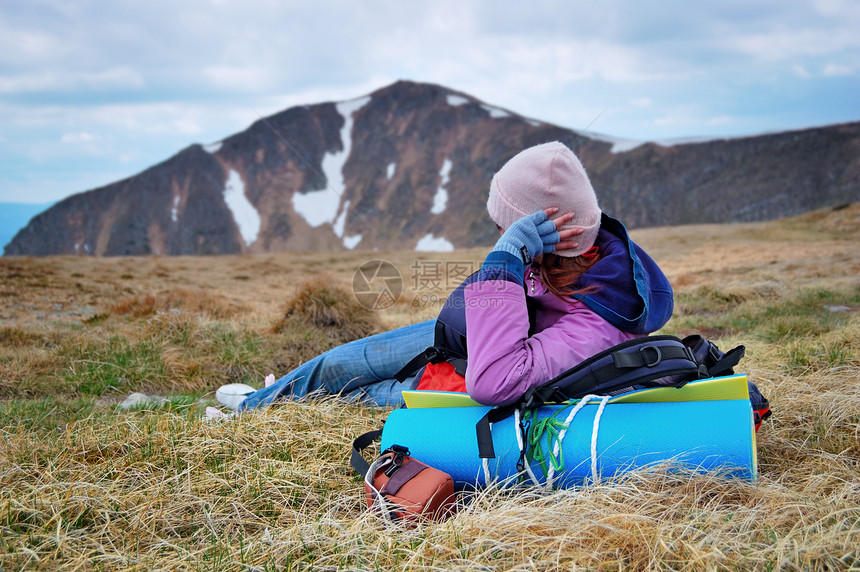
[{"xmin": 1, "ymin": 204, "xmax": 858, "ymax": 570}]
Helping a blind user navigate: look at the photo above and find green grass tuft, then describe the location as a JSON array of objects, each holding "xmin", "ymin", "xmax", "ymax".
[{"xmin": 63, "ymin": 335, "xmax": 167, "ymax": 395}]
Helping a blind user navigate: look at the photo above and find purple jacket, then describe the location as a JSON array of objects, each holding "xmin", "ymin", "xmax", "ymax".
[
  {"xmin": 463, "ymin": 269, "xmax": 637, "ymax": 405},
  {"xmin": 437, "ymin": 214, "xmax": 673, "ymax": 406}
]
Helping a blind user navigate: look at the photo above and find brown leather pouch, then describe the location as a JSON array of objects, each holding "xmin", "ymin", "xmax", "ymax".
[{"xmin": 352, "ymin": 432, "xmax": 456, "ymax": 523}]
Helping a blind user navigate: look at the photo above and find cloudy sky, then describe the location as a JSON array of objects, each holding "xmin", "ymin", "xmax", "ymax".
[{"xmin": 1, "ymin": 0, "xmax": 858, "ymax": 204}]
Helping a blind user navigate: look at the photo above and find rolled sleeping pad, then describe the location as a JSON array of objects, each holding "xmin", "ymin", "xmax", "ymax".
[{"xmin": 380, "ymin": 399, "xmax": 756, "ymax": 489}]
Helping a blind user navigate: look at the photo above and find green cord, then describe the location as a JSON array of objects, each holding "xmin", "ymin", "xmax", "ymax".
[{"xmin": 524, "ymin": 405, "xmax": 574, "ymax": 480}]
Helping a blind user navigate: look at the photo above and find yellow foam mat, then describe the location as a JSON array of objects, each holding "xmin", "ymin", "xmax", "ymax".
[{"xmin": 402, "ymin": 374, "xmax": 749, "ymax": 409}]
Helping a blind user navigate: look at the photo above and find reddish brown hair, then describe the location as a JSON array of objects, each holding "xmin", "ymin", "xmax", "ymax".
[{"xmin": 534, "ymin": 252, "xmax": 601, "ymax": 299}]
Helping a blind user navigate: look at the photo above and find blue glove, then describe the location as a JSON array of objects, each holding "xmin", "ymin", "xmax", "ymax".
[{"xmin": 493, "ymin": 211, "xmax": 560, "ymax": 264}]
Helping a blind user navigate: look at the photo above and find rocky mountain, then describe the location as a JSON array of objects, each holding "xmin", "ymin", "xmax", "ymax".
[{"xmin": 6, "ymin": 81, "xmax": 860, "ymax": 256}]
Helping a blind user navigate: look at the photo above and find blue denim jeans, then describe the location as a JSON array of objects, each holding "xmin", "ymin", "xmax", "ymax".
[{"xmin": 238, "ymin": 319, "xmax": 435, "ymax": 410}]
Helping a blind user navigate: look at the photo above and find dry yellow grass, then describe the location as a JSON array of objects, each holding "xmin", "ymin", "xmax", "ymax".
[{"xmin": 1, "ymin": 204, "xmax": 858, "ymax": 570}]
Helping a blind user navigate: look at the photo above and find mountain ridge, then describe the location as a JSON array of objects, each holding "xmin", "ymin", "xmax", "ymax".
[
  {"xmin": 0, "ymin": 202, "xmax": 55, "ymax": 253},
  {"xmin": 6, "ymin": 80, "xmax": 860, "ymax": 256}
]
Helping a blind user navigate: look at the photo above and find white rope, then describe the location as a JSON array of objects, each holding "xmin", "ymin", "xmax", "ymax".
[
  {"xmin": 543, "ymin": 394, "xmax": 611, "ymax": 488},
  {"xmin": 545, "ymin": 395, "xmax": 594, "ymax": 487},
  {"xmin": 590, "ymin": 395, "xmax": 610, "ymax": 484}
]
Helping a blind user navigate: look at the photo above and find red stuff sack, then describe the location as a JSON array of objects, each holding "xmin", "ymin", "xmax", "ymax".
[{"xmin": 415, "ymin": 361, "xmax": 467, "ymax": 393}]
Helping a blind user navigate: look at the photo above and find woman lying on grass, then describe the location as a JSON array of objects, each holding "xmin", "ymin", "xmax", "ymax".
[{"xmin": 219, "ymin": 141, "xmax": 674, "ymax": 411}]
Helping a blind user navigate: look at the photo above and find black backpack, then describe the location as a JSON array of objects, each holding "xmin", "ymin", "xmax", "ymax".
[
  {"xmin": 476, "ymin": 334, "xmax": 769, "ymax": 461},
  {"xmin": 518, "ymin": 335, "xmax": 744, "ymax": 407}
]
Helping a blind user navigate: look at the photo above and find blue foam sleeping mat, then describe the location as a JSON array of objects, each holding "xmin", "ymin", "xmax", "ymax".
[{"xmin": 382, "ymin": 375, "xmax": 757, "ymax": 488}]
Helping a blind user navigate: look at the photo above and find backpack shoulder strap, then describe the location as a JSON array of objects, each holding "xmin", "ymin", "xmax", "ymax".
[
  {"xmin": 709, "ymin": 345, "xmax": 745, "ymax": 378},
  {"xmin": 350, "ymin": 429, "xmax": 383, "ymax": 477},
  {"xmin": 394, "ymin": 321, "xmax": 465, "ymax": 382}
]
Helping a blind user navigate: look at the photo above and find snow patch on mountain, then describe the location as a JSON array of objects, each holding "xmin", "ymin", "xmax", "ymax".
[
  {"xmin": 291, "ymin": 187, "xmax": 340, "ymax": 227},
  {"xmin": 585, "ymin": 129, "xmax": 728, "ymax": 153},
  {"xmin": 343, "ymin": 234, "xmax": 362, "ymax": 249},
  {"xmin": 431, "ymin": 159, "xmax": 452, "ymax": 214},
  {"xmin": 579, "ymin": 130, "xmax": 646, "ymax": 154},
  {"xmin": 607, "ymin": 135, "xmax": 727, "ymax": 153},
  {"xmin": 387, "ymin": 162, "xmax": 396, "ymax": 180},
  {"xmin": 656, "ymin": 136, "xmax": 728, "ymax": 147},
  {"xmin": 333, "ymin": 201, "xmax": 350, "ymax": 237},
  {"xmin": 447, "ymin": 95, "xmax": 469, "ymax": 106},
  {"xmin": 203, "ymin": 141, "xmax": 223, "ymax": 154},
  {"xmin": 610, "ymin": 139, "xmax": 646, "ymax": 153},
  {"xmin": 292, "ymin": 96, "xmax": 370, "ymax": 229},
  {"xmin": 415, "ymin": 233, "xmax": 454, "ymax": 252},
  {"xmin": 171, "ymin": 195, "xmax": 180, "ymax": 223},
  {"xmin": 223, "ymin": 169, "xmax": 260, "ymax": 246},
  {"xmin": 482, "ymin": 105, "xmax": 510, "ymax": 119},
  {"xmin": 334, "ymin": 199, "xmax": 362, "ymax": 249}
]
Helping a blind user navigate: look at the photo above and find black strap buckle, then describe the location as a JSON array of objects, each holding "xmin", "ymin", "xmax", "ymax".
[
  {"xmin": 522, "ymin": 393, "xmax": 536, "ymax": 410},
  {"xmin": 383, "ymin": 444, "xmax": 410, "ymax": 476},
  {"xmin": 384, "ymin": 444, "xmax": 409, "ymax": 456},
  {"xmin": 638, "ymin": 345, "xmax": 662, "ymax": 367},
  {"xmin": 515, "ymin": 411, "xmax": 531, "ymax": 474},
  {"xmin": 685, "ymin": 345, "xmax": 696, "ymax": 363},
  {"xmin": 394, "ymin": 346, "xmax": 450, "ymax": 381},
  {"xmin": 707, "ymin": 341, "xmax": 722, "ymax": 365},
  {"xmin": 424, "ymin": 347, "xmax": 445, "ymax": 364}
]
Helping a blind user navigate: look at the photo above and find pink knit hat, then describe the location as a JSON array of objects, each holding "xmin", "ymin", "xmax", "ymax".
[{"xmin": 487, "ymin": 142, "xmax": 601, "ymax": 257}]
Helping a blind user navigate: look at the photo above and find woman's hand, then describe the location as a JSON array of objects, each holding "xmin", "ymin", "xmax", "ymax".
[{"xmin": 493, "ymin": 208, "xmax": 585, "ymax": 263}]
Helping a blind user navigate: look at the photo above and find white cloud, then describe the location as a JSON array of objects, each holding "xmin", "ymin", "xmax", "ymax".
[
  {"xmin": 793, "ymin": 65, "xmax": 812, "ymax": 79},
  {"xmin": 730, "ymin": 27, "xmax": 860, "ymax": 63},
  {"xmin": 66, "ymin": 103, "xmax": 207, "ymax": 135},
  {"xmin": 649, "ymin": 104, "xmax": 728, "ymax": 132},
  {"xmin": 0, "ymin": 72, "xmax": 58, "ymax": 94},
  {"xmin": 822, "ymin": 63, "xmax": 855, "ymax": 76},
  {"xmin": 60, "ymin": 132, "xmax": 96, "ymax": 144},
  {"xmin": 813, "ymin": 0, "xmax": 860, "ymax": 20},
  {"xmin": 0, "ymin": 66, "xmax": 143, "ymax": 95},
  {"xmin": 82, "ymin": 66, "xmax": 145, "ymax": 89},
  {"xmin": 248, "ymin": 76, "xmax": 395, "ymax": 123},
  {"xmin": 204, "ymin": 66, "xmax": 273, "ymax": 91},
  {"xmin": 707, "ymin": 115, "xmax": 735, "ymax": 126},
  {"xmin": 652, "ymin": 116, "xmax": 687, "ymax": 128},
  {"xmin": 0, "ymin": 24, "xmax": 63, "ymax": 65}
]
